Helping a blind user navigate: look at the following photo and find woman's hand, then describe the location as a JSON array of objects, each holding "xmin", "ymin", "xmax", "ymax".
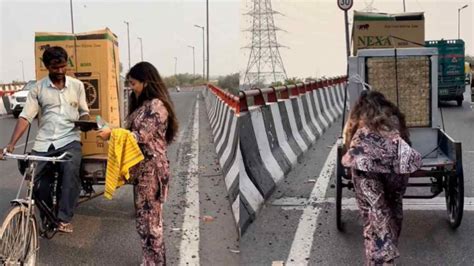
[{"xmin": 97, "ymin": 127, "xmax": 112, "ymax": 141}]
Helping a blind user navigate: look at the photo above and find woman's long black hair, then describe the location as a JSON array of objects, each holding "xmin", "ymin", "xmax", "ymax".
[{"xmin": 127, "ymin": 62, "xmax": 179, "ymax": 144}]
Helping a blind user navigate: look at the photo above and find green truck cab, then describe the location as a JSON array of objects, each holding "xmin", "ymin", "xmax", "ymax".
[{"xmin": 425, "ymin": 39, "xmax": 465, "ymax": 106}]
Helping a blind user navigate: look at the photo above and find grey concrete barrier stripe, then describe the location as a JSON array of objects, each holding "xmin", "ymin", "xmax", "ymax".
[
  {"xmin": 240, "ymin": 146, "xmax": 264, "ymax": 214},
  {"xmin": 220, "ymin": 112, "xmax": 238, "ymax": 174},
  {"xmin": 260, "ymin": 105, "xmax": 292, "ymax": 175},
  {"xmin": 232, "ymin": 195, "xmax": 239, "ymax": 230},
  {"xmin": 270, "ymin": 102, "xmax": 298, "ymax": 165},
  {"xmin": 330, "ymin": 86, "xmax": 342, "ymax": 117},
  {"xmin": 240, "ymin": 112, "xmax": 276, "ymax": 198},
  {"xmin": 249, "ymin": 108, "xmax": 285, "ymax": 183},
  {"xmin": 333, "ymin": 84, "xmax": 343, "ymax": 115},
  {"xmin": 334, "ymin": 82, "xmax": 344, "ymax": 113},
  {"xmin": 225, "ymin": 155, "xmax": 239, "ymax": 204},
  {"xmin": 240, "ymin": 194, "xmax": 255, "ymax": 233},
  {"xmin": 323, "ymin": 86, "xmax": 338, "ymax": 121},
  {"xmin": 300, "ymin": 93, "xmax": 320, "ymax": 140},
  {"xmin": 296, "ymin": 96, "xmax": 317, "ymax": 143},
  {"xmin": 208, "ymin": 94, "xmax": 216, "ymax": 119},
  {"xmin": 209, "ymin": 96, "xmax": 219, "ymax": 128},
  {"xmin": 216, "ymin": 110, "xmax": 234, "ymax": 157},
  {"xmin": 211, "ymin": 99, "xmax": 223, "ymax": 135},
  {"xmin": 305, "ymin": 91, "xmax": 324, "ymax": 136},
  {"xmin": 0, "ymin": 97, "xmax": 7, "ymax": 115},
  {"xmin": 310, "ymin": 89, "xmax": 329, "ymax": 130},
  {"xmin": 205, "ymin": 91, "xmax": 213, "ymax": 115},
  {"xmin": 317, "ymin": 89, "xmax": 334, "ymax": 125},
  {"xmin": 210, "ymin": 97, "xmax": 222, "ymax": 130},
  {"xmin": 278, "ymin": 101, "xmax": 305, "ymax": 157},
  {"xmin": 212, "ymin": 100, "xmax": 224, "ymax": 136},
  {"xmin": 290, "ymin": 98, "xmax": 312, "ymax": 147},
  {"xmin": 280, "ymin": 99, "xmax": 308, "ymax": 156},
  {"xmin": 214, "ymin": 105, "xmax": 231, "ymax": 144},
  {"xmin": 323, "ymin": 86, "xmax": 337, "ymax": 119}
]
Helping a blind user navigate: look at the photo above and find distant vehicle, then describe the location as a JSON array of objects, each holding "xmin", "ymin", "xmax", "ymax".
[
  {"xmin": 426, "ymin": 39, "xmax": 466, "ymax": 106},
  {"xmin": 176, "ymin": 86, "xmax": 181, "ymax": 92},
  {"xmin": 466, "ymin": 62, "xmax": 472, "ymax": 85},
  {"xmin": 10, "ymin": 80, "xmax": 36, "ymax": 118}
]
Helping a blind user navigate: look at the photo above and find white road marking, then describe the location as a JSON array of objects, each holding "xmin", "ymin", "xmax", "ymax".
[
  {"xmin": 179, "ymin": 99, "xmax": 200, "ymax": 266},
  {"xmin": 285, "ymin": 144, "xmax": 337, "ymax": 265},
  {"xmin": 274, "ymin": 197, "xmax": 474, "ymax": 212}
]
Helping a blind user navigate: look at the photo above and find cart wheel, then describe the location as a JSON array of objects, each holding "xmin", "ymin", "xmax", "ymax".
[
  {"xmin": 336, "ymin": 145, "xmax": 344, "ymax": 231},
  {"xmin": 445, "ymin": 170, "xmax": 464, "ymax": 229}
]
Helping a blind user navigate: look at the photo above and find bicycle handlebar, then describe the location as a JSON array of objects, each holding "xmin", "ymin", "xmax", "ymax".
[{"xmin": 1, "ymin": 149, "xmax": 72, "ymax": 162}]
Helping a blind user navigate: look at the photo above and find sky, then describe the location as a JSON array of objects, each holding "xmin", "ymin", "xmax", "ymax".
[
  {"xmin": 240, "ymin": 0, "xmax": 474, "ymax": 80},
  {"xmin": 1, "ymin": 0, "xmax": 472, "ymax": 84},
  {"xmin": 0, "ymin": 0, "xmax": 240, "ymax": 83}
]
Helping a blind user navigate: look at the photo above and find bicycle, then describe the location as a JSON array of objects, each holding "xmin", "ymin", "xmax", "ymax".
[{"xmin": 0, "ymin": 150, "xmax": 71, "ymax": 265}]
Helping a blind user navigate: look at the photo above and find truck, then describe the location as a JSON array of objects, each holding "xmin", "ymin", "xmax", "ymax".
[{"xmin": 425, "ymin": 39, "xmax": 465, "ymax": 106}]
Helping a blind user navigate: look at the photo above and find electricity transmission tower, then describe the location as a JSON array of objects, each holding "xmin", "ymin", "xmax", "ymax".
[{"xmin": 242, "ymin": 0, "xmax": 288, "ymax": 89}]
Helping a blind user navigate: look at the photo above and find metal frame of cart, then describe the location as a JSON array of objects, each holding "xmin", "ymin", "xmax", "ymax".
[{"xmin": 335, "ymin": 47, "xmax": 464, "ymax": 231}]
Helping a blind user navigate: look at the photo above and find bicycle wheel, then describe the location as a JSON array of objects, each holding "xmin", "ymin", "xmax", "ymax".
[{"xmin": 0, "ymin": 205, "xmax": 38, "ymax": 265}]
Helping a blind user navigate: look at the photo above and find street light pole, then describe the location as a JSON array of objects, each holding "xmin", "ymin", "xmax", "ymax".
[
  {"xmin": 403, "ymin": 0, "xmax": 406, "ymax": 12},
  {"xmin": 19, "ymin": 60, "xmax": 25, "ymax": 82},
  {"xmin": 206, "ymin": 0, "xmax": 209, "ymax": 81},
  {"xmin": 194, "ymin": 25, "xmax": 205, "ymax": 80},
  {"xmin": 188, "ymin": 45, "xmax": 195, "ymax": 76},
  {"xmin": 174, "ymin": 57, "xmax": 178, "ymax": 76},
  {"xmin": 458, "ymin": 4, "xmax": 469, "ymax": 39},
  {"xmin": 137, "ymin": 37, "xmax": 143, "ymax": 61},
  {"xmin": 69, "ymin": 0, "xmax": 78, "ymax": 73},
  {"xmin": 124, "ymin": 21, "xmax": 131, "ymax": 70}
]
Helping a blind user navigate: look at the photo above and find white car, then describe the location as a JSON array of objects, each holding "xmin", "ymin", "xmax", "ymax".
[{"xmin": 10, "ymin": 80, "xmax": 36, "ymax": 118}]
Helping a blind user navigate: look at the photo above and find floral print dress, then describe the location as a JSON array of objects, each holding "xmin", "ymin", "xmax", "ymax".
[
  {"xmin": 342, "ymin": 125, "xmax": 422, "ymax": 265},
  {"xmin": 127, "ymin": 98, "xmax": 170, "ymax": 266}
]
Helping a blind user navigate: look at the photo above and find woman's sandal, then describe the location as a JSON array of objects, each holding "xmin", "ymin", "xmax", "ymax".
[{"xmin": 58, "ymin": 222, "xmax": 74, "ymax": 233}]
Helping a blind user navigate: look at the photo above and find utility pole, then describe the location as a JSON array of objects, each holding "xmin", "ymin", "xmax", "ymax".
[
  {"xmin": 458, "ymin": 4, "xmax": 469, "ymax": 39},
  {"xmin": 403, "ymin": 0, "xmax": 406, "ymax": 12},
  {"xmin": 174, "ymin": 57, "xmax": 178, "ymax": 76},
  {"xmin": 124, "ymin": 21, "xmax": 131, "ymax": 70},
  {"xmin": 194, "ymin": 25, "xmax": 205, "ymax": 80},
  {"xmin": 137, "ymin": 37, "xmax": 143, "ymax": 61},
  {"xmin": 188, "ymin": 45, "xmax": 196, "ymax": 76},
  {"xmin": 69, "ymin": 0, "xmax": 78, "ymax": 73},
  {"xmin": 206, "ymin": 0, "xmax": 209, "ymax": 81}
]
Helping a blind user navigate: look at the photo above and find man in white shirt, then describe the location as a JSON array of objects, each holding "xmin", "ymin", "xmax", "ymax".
[{"xmin": 1, "ymin": 46, "xmax": 90, "ymax": 233}]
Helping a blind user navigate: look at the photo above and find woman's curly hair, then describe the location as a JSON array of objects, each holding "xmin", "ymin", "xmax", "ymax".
[{"xmin": 344, "ymin": 90, "xmax": 411, "ymax": 148}]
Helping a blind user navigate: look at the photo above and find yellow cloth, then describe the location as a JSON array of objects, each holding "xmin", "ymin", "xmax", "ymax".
[{"xmin": 105, "ymin": 128, "xmax": 144, "ymax": 199}]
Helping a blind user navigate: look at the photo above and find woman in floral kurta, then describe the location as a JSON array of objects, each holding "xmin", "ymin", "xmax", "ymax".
[
  {"xmin": 342, "ymin": 90, "xmax": 422, "ymax": 265},
  {"xmin": 127, "ymin": 98, "xmax": 170, "ymax": 265},
  {"xmin": 99, "ymin": 62, "xmax": 179, "ymax": 266}
]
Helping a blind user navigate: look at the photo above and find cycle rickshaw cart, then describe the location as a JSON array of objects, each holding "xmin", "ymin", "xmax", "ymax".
[
  {"xmin": 335, "ymin": 47, "xmax": 464, "ymax": 231},
  {"xmin": 0, "ymin": 91, "xmax": 130, "ymax": 265},
  {"xmin": 0, "ymin": 123, "xmax": 113, "ymax": 265}
]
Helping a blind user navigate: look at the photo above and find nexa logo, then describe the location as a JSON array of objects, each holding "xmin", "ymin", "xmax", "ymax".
[{"xmin": 357, "ymin": 36, "xmax": 393, "ymax": 47}]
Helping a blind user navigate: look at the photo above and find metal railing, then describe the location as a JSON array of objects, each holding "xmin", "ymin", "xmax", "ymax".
[
  {"xmin": 207, "ymin": 83, "xmax": 240, "ymax": 114},
  {"xmin": 239, "ymin": 76, "xmax": 347, "ymax": 112}
]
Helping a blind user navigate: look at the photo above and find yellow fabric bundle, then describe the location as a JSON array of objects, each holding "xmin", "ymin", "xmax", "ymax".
[{"xmin": 105, "ymin": 128, "xmax": 144, "ymax": 199}]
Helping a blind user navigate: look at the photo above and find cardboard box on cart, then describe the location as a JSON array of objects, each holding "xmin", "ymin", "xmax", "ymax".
[
  {"xmin": 352, "ymin": 11, "xmax": 425, "ymax": 56},
  {"xmin": 34, "ymin": 28, "xmax": 121, "ymax": 156}
]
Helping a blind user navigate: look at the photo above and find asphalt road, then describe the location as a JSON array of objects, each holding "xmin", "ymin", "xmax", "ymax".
[
  {"xmin": 241, "ymin": 85, "xmax": 474, "ymax": 265},
  {"xmin": 0, "ymin": 90, "xmax": 239, "ymax": 265}
]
